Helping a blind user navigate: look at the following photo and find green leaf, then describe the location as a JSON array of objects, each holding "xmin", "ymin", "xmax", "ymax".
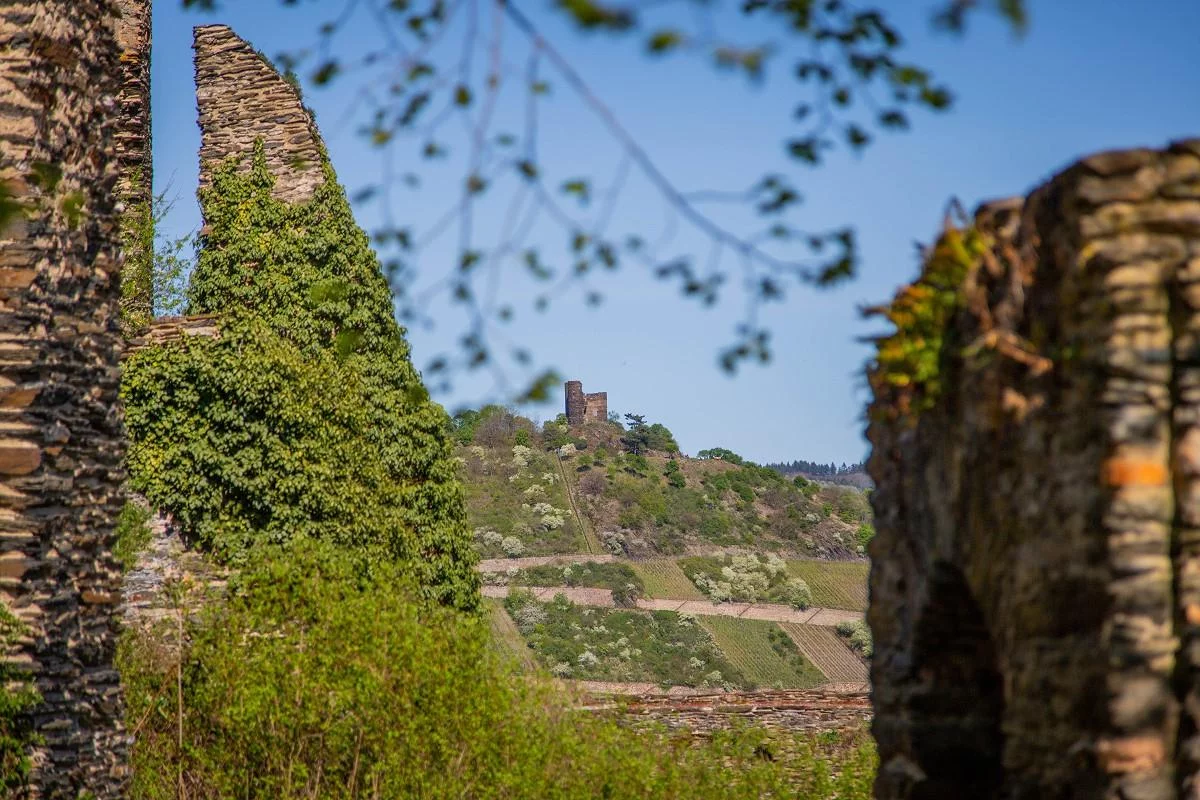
[
  {"xmin": 454, "ymin": 84, "xmax": 472, "ymax": 106},
  {"xmin": 311, "ymin": 60, "xmax": 341, "ymax": 86},
  {"xmin": 647, "ymin": 29, "xmax": 684, "ymax": 54},
  {"xmin": 28, "ymin": 162, "xmax": 62, "ymax": 192}
]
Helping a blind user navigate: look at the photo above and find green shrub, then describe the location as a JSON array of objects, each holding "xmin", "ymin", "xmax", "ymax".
[
  {"xmin": 118, "ymin": 543, "xmax": 873, "ymax": 798},
  {"xmin": 681, "ymin": 554, "xmax": 809, "ymax": 607},
  {"xmin": 113, "ymin": 501, "xmax": 153, "ymax": 572},
  {"xmin": 0, "ymin": 606, "xmax": 40, "ymax": 790},
  {"xmin": 123, "ymin": 146, "xmax": 477, "ymax": 610},
  {"xmin": 512, "ymin": 561, "xmax": 645, "ymax": 606},
  {"xmin": 837, "ymin": 620, "xmax": 874, "ymax": 657}
]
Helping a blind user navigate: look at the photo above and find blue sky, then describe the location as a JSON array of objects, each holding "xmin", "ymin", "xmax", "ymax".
[{"xmin": 152, "ymin": 0, "xmax": 1200, "ymax": 465}]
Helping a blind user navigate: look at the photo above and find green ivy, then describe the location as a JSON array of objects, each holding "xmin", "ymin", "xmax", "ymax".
[
  {"xmin": 122, "ymin": 145, "xmax": 478, "ymax": 611},
  {"xmin": 0, "ymin": 605, "xmax": 41, "ymax": 789}
]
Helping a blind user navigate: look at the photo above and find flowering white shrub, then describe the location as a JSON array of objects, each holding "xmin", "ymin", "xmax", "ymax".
[
  {"xmin": 542, "ymin": 472, "xmax": 556, "ymax": 484},
  {"xmin": 531, "ymin": 502, "xmax": 554, "ymax": 515},
  {"xmin": 557, "ymin": 443, "xmax": 576, "ymax": 457},
  {"xmin": 511, "ymin": 445, "xmax": 532, "ymax": 468},
  {"xmin": 468, "ymin": 445, "xmax": 487, "ymax": 460},
  {"xmin": 481, "ymin": 571, "xmax": 509, "ymax": 586},
  {"xmin": 784, "ymin": 577, "xmax": 812, "ymax": 610},
  {"xmin": 523, "ymin": 484, "xmax": 546, "ymax": 498},
  {"xmin": 478, "ymin": 529, "xmax": 503, "ymax": 548},
  {"xmin": 676, "ymin": 612, "xmax": 697, "ymax": 627},
  {"xmin": 512, "ymin": 601, "xmax": 546, "ymax": 633},
  {"xmin": 550, "ymin": 662, "xmax": 573, "ymax": 677},
  {"xmin": 500, "ymin": 536, "xmax": 525, "ymax": 557},
  {"xmin": 577, "ymin": 650, "xmax": 600, "ymax": 667},
  {"xmin": 688, "ymin": 657, "xmax": 705, "ymax": 669},
  {"xmin": 540, "ymin": 512, "xmax": 566, "ymax": 530},
  {"xmin": 764, "ymin": 554, "xmax": 788, "ymax": 578}
]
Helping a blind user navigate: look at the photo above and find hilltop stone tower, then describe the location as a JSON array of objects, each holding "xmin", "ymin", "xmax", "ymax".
[
  {"xmin": 868, "ymin": 139, "xmax": 1200, "ymax": 799},
  {"xmin": 565, "ymin": 380, "xmax": 607, "ymax": 426},
  {"xmin": 0, "ymin": 1, "xmax": 130, "ymax": 795}
]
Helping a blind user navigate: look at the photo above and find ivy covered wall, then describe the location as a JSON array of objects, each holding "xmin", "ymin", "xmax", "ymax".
[{"xmin": 122, "ymin": 34, "xmax": 479, "ymax": 611}]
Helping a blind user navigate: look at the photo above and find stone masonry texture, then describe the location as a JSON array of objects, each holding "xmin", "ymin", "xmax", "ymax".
[
  {"xmin": 565, "ymin": 380, "xmax": 607, "ymax": 426},
  {"xmin": 114, "ymin": 0, "xmax": 152, "ymax": 319},
  {"xmin": 867, "ymin": 139, "xmax": 1200, "ymax": 799},
  {"xmin": 194, "ymin": 24, "xmax": 326, "ymax": 207},
  {"xmin": 0, "ymin": 2, "xmax": 129, "ymax": 796}
]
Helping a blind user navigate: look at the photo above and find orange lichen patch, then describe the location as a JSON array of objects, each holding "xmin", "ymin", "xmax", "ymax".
[
  {"xmin": 1095, "ymin": 735, "xmax": 1166, "ymax": 774},
  {"xmin": 1186, "ymin": 604, "xmax": 1200, "ymax": 626},
  {"xmin": 1101, "ymin": 457, "xmax": 1169, "ymax": 487}
]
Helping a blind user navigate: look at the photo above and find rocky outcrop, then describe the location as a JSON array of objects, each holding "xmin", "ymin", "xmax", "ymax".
[
  {"xmin": 193, "ymin": 24, "xmax": 326, "ymax": 206},
  {"xmin": 867, "ymin": 140, "xmax": 1200, "ymax": 799},
  {"xmin": 0, "ymin": 2, "xmax": 128, "ymax": 795}
]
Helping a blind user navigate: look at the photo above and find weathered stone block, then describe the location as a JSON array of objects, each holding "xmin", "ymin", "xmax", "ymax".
[{"xmin": 867, "ymin": 141, "xmax": 1200, "ymax": 798}]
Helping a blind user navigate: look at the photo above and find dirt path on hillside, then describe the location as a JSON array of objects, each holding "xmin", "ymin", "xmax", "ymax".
[{"xmin": 481, "ymin": 585, "xmax": 864, "ymax": 625}]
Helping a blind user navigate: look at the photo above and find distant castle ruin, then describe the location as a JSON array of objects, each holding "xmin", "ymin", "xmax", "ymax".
[{"xmin": 565, "ymin": 381, "xmax": 607, "ymax": 426}]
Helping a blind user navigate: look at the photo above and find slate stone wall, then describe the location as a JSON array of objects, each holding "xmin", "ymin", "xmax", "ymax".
[
  {"xmin": 114, "ymin": 0, "xmax": 152, "ymax": 319},
  {"xmin": 0, "ymin": 2, "xmax": 129, "ymax": 796},
  {"xmin": 867, "ymin": 140, "xmax": 1200, "ymax": 800},
  {"xmin": 194, "ymin": 24, "xmax": 326, "ymax": 207}
]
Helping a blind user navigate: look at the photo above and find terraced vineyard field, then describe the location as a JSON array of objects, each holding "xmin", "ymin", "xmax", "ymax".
[
  {"xmin": 633, "ymin": 559, "xmax": 706, "ymax": 600},
  {"xmin": 781, "ymin": 623, "xmax": 867, "ymax": 684},
  {"xmin": 699, "ymin": 617, "xmax": 825, "ymax": 690},
  {"xmin": 787, "ymin": 560, "xmax": 868, "ymax": 611},
  {"xmin": 485, "ymin": 598, "xmax": 537, "ymax": 670}
]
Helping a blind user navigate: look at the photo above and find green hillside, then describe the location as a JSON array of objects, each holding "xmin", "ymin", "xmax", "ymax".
[{"xmin": 455, "ymin": 407, "xmax": 873, "ymax": 560}]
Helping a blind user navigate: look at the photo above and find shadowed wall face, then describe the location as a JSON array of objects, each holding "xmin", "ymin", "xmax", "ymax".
[
  {"xmin": 0, "ymin": 2, "xmax": 129, "ymax": 796},
  {"xmin": 867, "ymin": 140, "xmax": 1200, "ymax": 800}
]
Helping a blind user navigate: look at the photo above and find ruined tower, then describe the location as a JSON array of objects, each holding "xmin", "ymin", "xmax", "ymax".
[
  {"xmin": 565, "ymin": 381, "xmax": 608, "ymax": 426},
  {"xmin": 115, "ymin": 0, "xmax": 153, "ymax": 325},
  {"xmin": 194, "ymin": 24, "xmax": 326, "ymax": 205},
  {"xmin": 0, "ymin": 1, "xmax": 129, "ymax": 794},
  {"xmin": 867, "ymin": 140, "xmax": 1200, "ymax": 799}
]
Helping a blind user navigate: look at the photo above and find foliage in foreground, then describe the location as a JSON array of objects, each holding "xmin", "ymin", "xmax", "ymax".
[{"xmin": 119, "ymin": 543, "xmax": 875, "ymax": 798}]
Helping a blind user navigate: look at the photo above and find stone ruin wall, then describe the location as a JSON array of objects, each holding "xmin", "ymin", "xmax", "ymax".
[
  {"xmin": 565, "ymin": 380, "xmax": 607, "ymax": 426},
  {"xmin": 114, "ymin": 0, "xmax": 152, "ymax": 321},
  {"xmin": 0, "ymin": 2, "xmax": 130, "ymax": 796},
  {"xmin": 194, "ymin": 24, "xmax": 326, "ymax": 207},
  {"xmin": 868, "ymin": 139, "xmax": 1200, "ymax": 799}
]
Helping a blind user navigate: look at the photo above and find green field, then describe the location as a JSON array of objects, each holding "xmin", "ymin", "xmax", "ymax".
[
  {"xmin": 787, "ymin": 560, "xmax": 869, "ymax": 610},
  {"xmin": 632, "ymin": 559, "xmax": 707, "ymax": 600},
  {"xmin": 699, "ymin": 616, "xmax": 825, "ymax": 690}
]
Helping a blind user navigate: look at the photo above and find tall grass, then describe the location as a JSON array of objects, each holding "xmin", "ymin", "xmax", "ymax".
[{"xmin": 119, "ymin": 541, "xmax": 875, "ymax": 798}]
